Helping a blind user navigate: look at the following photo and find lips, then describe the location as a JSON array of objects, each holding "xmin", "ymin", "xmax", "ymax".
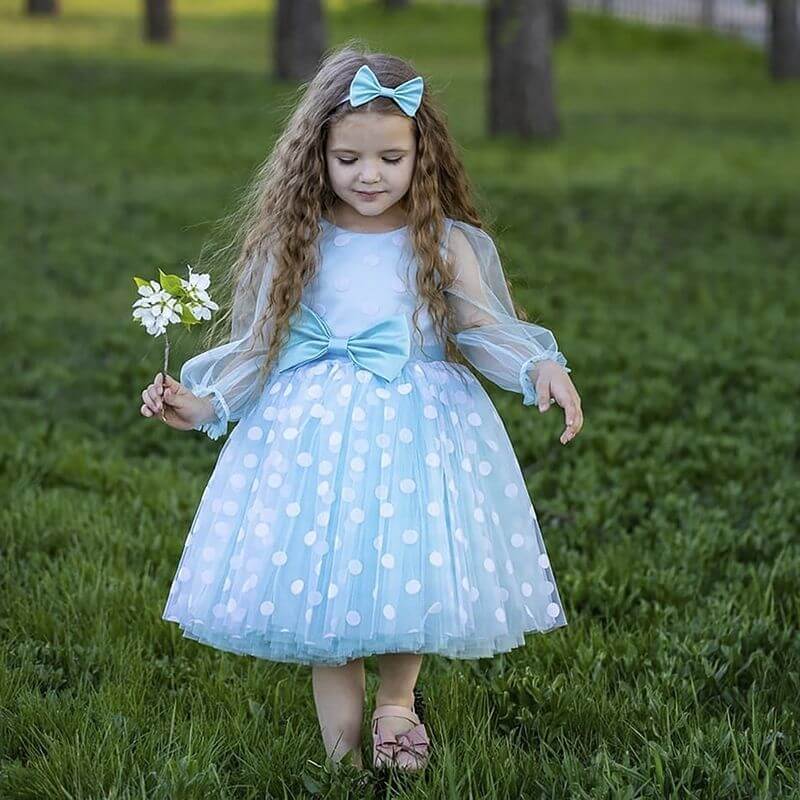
[{"xmin": 356, "ymin": 191, "xmax": 384, "ymax": 196}]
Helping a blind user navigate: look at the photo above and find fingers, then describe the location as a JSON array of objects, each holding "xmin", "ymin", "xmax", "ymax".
[
  {"xmin": 536, "ymin": 379, "xmax": 552, "ymax": 413},
  {"xmin": 560, "ymin": 398, "xmax": 584, "ymax": 445}
]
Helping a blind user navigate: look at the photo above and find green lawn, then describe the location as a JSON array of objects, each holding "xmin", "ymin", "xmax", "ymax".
[{"xmin": 1, "ymin": 1, "xmax": 799, "ymax": 797}]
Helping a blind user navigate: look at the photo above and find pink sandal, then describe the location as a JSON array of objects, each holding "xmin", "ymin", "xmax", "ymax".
[{"xmin": 371, "ymin": 703, "xmax": 431, "ymax": 771}]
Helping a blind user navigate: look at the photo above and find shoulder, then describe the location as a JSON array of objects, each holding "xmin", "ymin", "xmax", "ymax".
[{"xmin": 442, "ymin": 218, "xmax": 496, "ymax": 279}]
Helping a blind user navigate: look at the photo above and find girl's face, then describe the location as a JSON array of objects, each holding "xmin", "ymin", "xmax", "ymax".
[{"xmin": 325, "ymin": 112, "xmax": 417, "ymax": 228}]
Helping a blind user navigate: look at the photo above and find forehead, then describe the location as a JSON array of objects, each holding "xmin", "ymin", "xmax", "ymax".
[{"xmin": 327, "ymin": 112, "xmax": 415, "ymax": 152}]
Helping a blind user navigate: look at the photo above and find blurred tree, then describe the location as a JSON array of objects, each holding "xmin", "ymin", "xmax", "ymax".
[
  {"xmin": 144, "ymin": 0, "xmax": 173, "ymax": 42},
  {"xmin": 384, "ymin": 0, "xmax": 410, "ymax": 8},
  {"xmin": 488, "ymin": 0, "xmax": 560, "ymax": 139},
  {"xmin": 769, "ymin": 0, "xmax": 800, "ymax": 79},
  {"xmin": 26, "ymin": 0, "xmax": 59, "ymax": 14},
  {"xmin": 276, "ymin": 0, "xmax": 326, "ymax": 80},
  {"xmin": 700, "ymin": 0, "xmax": 715, "ymax": 27},
  {"xmin": 551, "ymin": 0, "xmax": 569, "ymax": 40}
]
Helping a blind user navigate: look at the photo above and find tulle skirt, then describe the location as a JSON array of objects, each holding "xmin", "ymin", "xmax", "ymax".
[{"xmin": 162, "ymin": 356, "xmax": 568, "ymax": 665}]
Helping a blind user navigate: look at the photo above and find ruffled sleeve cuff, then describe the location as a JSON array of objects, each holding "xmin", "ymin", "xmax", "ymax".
[
  {"xmin": 520, "ymin": 354, "xmax": 571, "ymax": 407},
  {"xmin": 192, "ymin": 388, "xmax": 231, "ymax": 441}
]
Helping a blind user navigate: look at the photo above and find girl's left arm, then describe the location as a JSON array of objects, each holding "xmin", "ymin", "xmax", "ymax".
[{"xmin": 443, "ymin": 220, "xmax": 583, "ymax": 443}]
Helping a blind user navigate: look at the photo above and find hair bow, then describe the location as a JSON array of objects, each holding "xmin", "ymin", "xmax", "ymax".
[
  {"xmin": 276, "ymin": 302, "xmax": 411, "ymax": 382},
  {"xmin": 341, "ymin": 64, "xmax": 424, "ymax": 117}
]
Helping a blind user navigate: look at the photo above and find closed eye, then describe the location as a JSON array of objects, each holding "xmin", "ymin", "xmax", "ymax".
[{"xmin": 336, "ymin": 157, "xmax": 403, "ymax": 165}]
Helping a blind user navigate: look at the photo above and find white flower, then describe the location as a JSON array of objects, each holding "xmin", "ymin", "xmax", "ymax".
[
  {"xmin": 132, "ymin": 288, "xmax": 182, "ymax": 337},
  {"xmin": 180, "ymin": 264, "xmax": 219, "ymax": 321}
]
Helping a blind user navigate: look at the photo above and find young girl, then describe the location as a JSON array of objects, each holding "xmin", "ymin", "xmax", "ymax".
[{"xmin": 140, "ymin": 45, "xmax": 583, "ymax": 773}]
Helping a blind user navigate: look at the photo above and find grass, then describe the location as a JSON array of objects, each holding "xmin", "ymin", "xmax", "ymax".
[{"xmin": 1, "ymin": 1, "xmax": 799, "ymax": 797}]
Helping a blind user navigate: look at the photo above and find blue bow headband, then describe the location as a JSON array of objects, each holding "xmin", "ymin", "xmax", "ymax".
[{"xmin": 337, "ymin": 64, "xmax": 424, "ymax": 117}]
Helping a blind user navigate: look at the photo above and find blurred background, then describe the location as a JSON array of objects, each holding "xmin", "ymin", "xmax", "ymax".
[{"xmin": 2, "ymin": 1, "xmax": 799, "ymax": 797}]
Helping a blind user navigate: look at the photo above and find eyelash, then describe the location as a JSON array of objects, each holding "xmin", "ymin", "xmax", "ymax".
[{"xmin": 336, "ymin": 157, "xmax": 403, "ymax": 165}]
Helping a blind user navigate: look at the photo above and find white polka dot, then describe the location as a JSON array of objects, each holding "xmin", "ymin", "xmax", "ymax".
[
  {"xmin": 297, "ymin": 452, "xmax": 313, "ymax": 467},
  {"xmin": 380, "ymin": 553, "xmax": 395, "ymax": 569},
  {"xmin": 283, "ymin": 427, "xmax": 299, "ymax": 440},
  {"xmin": 375, "ymin": 388, "xmax": 391, "ymax": 400},
  {"xmin": 342, "ymin": 486, "xmax": 356, "ymax": 502},
  {"xmin": 397, "ymin": 383, "xmax": 413, "ymax": 395},
  {"xmin": 243, "ymin": 454, "xmax": 258, "ymax": 469},
  {"xmin": 521, "ymin": 582, "xmax": 533, "ymax": 597},
  {"xmin": 242, "ymin": 574, "xmax": 257, "ymax": 593},
  {"xmin": 328, "ymin": 583, "xmax": 339, "ymax": 599},
  {"xmin": 348, "ymin": 559, "xmax": 363, "ymax": 575},
  {"xmin": 306, "ymin": 384, "xmax": 323, "ymax": 400},
  {"xmin": 350, "ymin": 456, "xmax": 365, "ymax": 473},
  {"xmin": 383, "ymin": 604, "xmax": 396, "ymax": 620},
  {"xmin": 495, "ymin": 607, "xmax": 506, "ymax": 623},
  {"xmin": 384, "ymin": 407, "xmax": 396, "ymax": 421},
  {"xmin": 200, "ymin": 570, "xmax": 213, "ymax": 584},
  {"xmin": 423, "ymin": 404, "xmax": 438, "ymax": 419},
  {"xmin": 222, "ymin": 500, "xmax": 238, "ymax": 516},
  {"xmin": 399, "ymin": 428, "xmax": 413, "ymax": 443},
  {"xmin": 399, "ymin": 478, "xmax": 416, "ymax": 493},
  {"xmin": 230, "ymin": 473, "xmax": 246, "ymax": 489},
  {"xmin": 483, "ymin": 558, "xmax": 496, "ymax": 572},
  {"xmin": 254, "ymin": 522, "xmax": 270, "ymax": 538},
  {"xmin": 286, "ymin": 502, "xmax": 301, "ymax": 517},
  {"xmin": 402, "ymin": 529, "xmax": 419, "ymax": 544},
  {"xmin": 211, "ymin": 498, "xmax": 222, "ymax": 513},
  {"xmin": 429, "ymin": 550, "xmax": 443, "ymax": 566},
  {"xmin": 374, "ymin": 484, "xmax": 390, "ymax": 500},
  {"xmin": 259, "ymin": 601, "xmax": 275, "ymax": 616},
  {"xmin": 334, "ymin": 234, "xmax": 352, "ymax": 246},
  {"xmin": 505, "ymin": 483, "xmax": 519, "ymax": 498},
  {"xmin": 308, "ymin": 590, "xmax": 323, "ymax": 606},
  {"xmin": 303, "ymin": 529, "xmax": 317, "ymax": 546},
  {"xmin": 379, "ymin": 502, "xmax": 394, "ymax": 518},
  {"xmin": 349, "ymin": 507, "xmax": 365, "ymax": 524},
  {"xmin": 352, "ymin": 406, "xmax": 366, "ymax": 422},
  {"xmin": 177, "ymin": 567, "xmax": 191, "ymax": 582},
  {"xmin": 310, "ymin": 403, "xmax": 325, "ymax": 418},
  {"xmin": 426, "ymin": 452, "xmax": 441, "ymax": 468},
  {"xmin": 541, "ymin": 580, "xmax": 554, "ymax": 594},
  {"xmin": 319, "ymin": 460, "xmax": 333, "ymax": 476},
  {"xmin": 428, "ymin": 601, "xmax": 442, "ymax": 614},
  {"xmin": 346, "ymin": 610, "xmax": 361, "ymax": 625},
  {"xmin": 202, "ymin": 547, "xmax": 216, "ymax": 562},
  {"xmin": 461, "ymin": 457, "xmax": 472, "ymax": 472},
  {"xmin": 269, "ymin": 382, "xmax": 282, "ymax": 395},
  {"xmin": 427, "ymin": 501, "xmax": 440, "ymax": 517},
  {"xmin": 355, "ymin": 370, "xmax": 371, "ymax": 383},
  {"xmin": 405, "ymin": 579, "xmax": 421, "ymax": 594},
  {"xmin": 474, "ymin": 508, "xmax": 485, "ymax": 523},
  {"xmin": 547, "ymin": 602, "xmax": 561, "ymax": 617},
  {"xmin": 454, "ymin": 527, "xmax": 465, "ymax": 544},
  {"xmin": 271, "ymin": 550, "xmax": 287, "ymax": 566},
  {"xmin": 375, "ymin": 433, "xmax": 391, "ymax": 448},
  {"xmin": 247, "ymin": 426, "xmax": 263, "ymax": 440},
  {"xmin": 291, "ymin": 579, "xmax": 304, "ymax": 595},
  {"xmin": 478, "ymin": 461, "xmax": 492, "ymax": 476},
  {"xmin": 329, "ymin": 431, "xmax": 342, "ymax": 449},
  {"xmin": 334, "ymin": 276, "xmax": 351, "ymax": 292},
  {"xmin": 510, "ymin": 533, "xmax": 525, "ymax": 548},
  {"xmin": 262, "ymin": 406, "xmax": 277, "ymax": 420},
  {"xmin": 381, "ymin": 452, "xmax": 392, "ymax": 468},
  {"xmin": 267, "ymin": 473, "xmax": 283, "ymax": 488},
  {"xmin": 538, "ymin": 554, "xmax": 550, "ymax": 569},
  {"xmin": 362, "ymin": 300, "xmax": 381, "ymax": 316},
  {"xmin": 467, "ymin": 412, "xmax": 482, "ymax": 427}
]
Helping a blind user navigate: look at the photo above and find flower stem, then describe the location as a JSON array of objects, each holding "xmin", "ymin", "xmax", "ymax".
[{"xmin": 160, "ymin": 330, "xmax": 170, "ymax": 423}]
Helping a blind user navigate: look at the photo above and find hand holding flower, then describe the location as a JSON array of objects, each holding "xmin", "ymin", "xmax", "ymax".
[{"xmin": 140, "ymin": 372, "xmax": 216, "ymax": 431}]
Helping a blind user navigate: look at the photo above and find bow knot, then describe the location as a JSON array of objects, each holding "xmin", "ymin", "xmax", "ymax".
[
  {"xmin": 276, "ymin": 302, "xmax": 411, "ymax": 382},
  {"xmin": 342, "ymin": 64, "xmax": 424, "ymax": 117}
]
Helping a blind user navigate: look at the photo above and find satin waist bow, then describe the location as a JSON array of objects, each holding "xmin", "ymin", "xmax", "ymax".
[{"xmin": 276, "ymin": 302, "xmax": 411, "ymax": 382}]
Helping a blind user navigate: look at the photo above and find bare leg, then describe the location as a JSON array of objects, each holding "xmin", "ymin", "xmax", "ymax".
[
  {"xmin": 374, "ymin": 653, "xmax": 424, "ymax": 738},
  {"xmin": 311, "ymin": 658, "xmax": 366, "ymax": 768}
]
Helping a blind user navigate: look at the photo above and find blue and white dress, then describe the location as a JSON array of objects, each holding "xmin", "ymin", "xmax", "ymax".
[{"xmin": 162, "ymin": 217, "xmax": 571, "ymax": 665}]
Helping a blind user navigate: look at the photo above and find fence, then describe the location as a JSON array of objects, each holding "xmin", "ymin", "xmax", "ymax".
[{"xmin": 567, "ymin": 0, "xmax": 770, "ymax": 46}]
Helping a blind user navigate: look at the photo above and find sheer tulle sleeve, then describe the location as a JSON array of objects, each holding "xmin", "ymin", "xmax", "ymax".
[
  {"xmin": 180, "ymin": 252, "xmax": 274, "ymax": 440},
  {"xmin": 442, "ymin": 219, "xmax": 571, "ymax": 407}
]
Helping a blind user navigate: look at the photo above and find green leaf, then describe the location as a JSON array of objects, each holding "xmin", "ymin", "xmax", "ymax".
[
  {"xmin": 158, "ymin": 269, "xmax": 183, "ymax": 296},
  {"xmin": 180, "ymin": 306, "xmax": 199, "ymax": 326},
  {"xmin": 133, "ymin": 276, "xmax": 150, "ymax": 288}
]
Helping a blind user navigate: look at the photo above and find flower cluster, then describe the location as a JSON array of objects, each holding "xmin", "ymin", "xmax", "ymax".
[{"xmin": 132, "ymin": 265, "xmax": 218, "ymax": 337}]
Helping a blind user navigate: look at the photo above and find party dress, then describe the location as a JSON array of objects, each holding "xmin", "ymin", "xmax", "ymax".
[{"xmin": 162, "ymin": 217, "xmax": 571, "ymax": 665}]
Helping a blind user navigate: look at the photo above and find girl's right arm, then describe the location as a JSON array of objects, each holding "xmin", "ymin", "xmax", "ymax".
[{"xmin": 140, "ymin": 372, "xmax": 217, "ymax": 432}]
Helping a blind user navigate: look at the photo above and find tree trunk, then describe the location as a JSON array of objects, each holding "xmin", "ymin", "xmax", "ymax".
[
  {"xmin": 487, "ymin": 0, "xmax": 560, "ymax": 139},
  {"xmin": 384, "ymin": 0, "xmax": 410, "ymax": 8},
  {"xmin": 551, "ymin": 0, "xmax": 569, "ymax": 40},
  {"xmin": 144, "ymin": 0, "xmax": 173, "ymax": 43},
  {"xmin": 769, "ymin": 0, "xmax": 800, "ymax": 80},
  {"xmin": 700, "ymin": 0, "xmax": 715, "ymax": 27},
  {"xmin": 26, "ymin": 0, "xmax": 59, "ymax": 15},
  {"xmin": 275, "ymin": 0, "xmax": 326, "ymax": 81}
]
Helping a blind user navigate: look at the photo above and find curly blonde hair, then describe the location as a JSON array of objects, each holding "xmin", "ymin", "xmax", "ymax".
[{"xmin": 196, "ymin": 40, "xmax": 529, "ymax": 393}]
